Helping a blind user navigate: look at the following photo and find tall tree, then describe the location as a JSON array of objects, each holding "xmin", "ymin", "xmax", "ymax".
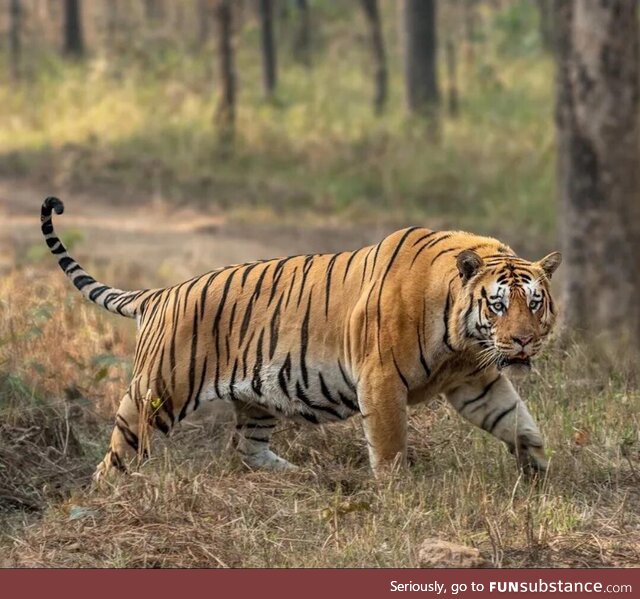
[
  {"xmin": 213, "ymin": 0, "xmax": 236, "ymax": 139},
  {"xmin": 9, "ymin": 0, "xmax": 21, "ymax": 80},
  {"xmin": 63, "ymin": 0, "xmax": 84, "ymax": 57},
  {"xmin": 106, "ymin": 0, "xmax": 119, "ymax": 50},
  {"xmin": 445, "ymin": 37, "xmax": 459, "ymax": 117},
  {"xmin": 402, "ymin": 0, "xmax": 439, "ymax": 117},
  {"xmin": 258, "ymin": 0, "xmax": 278, "ymax": 98},
  {"xmin": 293, "ymin": 0, "xmax": 311, "ymax": 67},
  {"xmin": 360, "ymin": 0, "xmax": 388, "ymax": 115},
  {"xmin": 144, "ymin": 0, "xmax": 166, "ymax": 23},
  {"xmin": 197, "ymin": 0, "xmax": 211, "ymax": 48},
  {"xmin": 555, "ymin": 0, "xmax": 640, "ymax": 353}
]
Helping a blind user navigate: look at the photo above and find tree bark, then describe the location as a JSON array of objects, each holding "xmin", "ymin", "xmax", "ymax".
[
  {"xmin": 63, "ymin": 0, "xmax": 84, "ymax": 57},
  {"xmin": 402, "ymin": 0, "xmax": 439, "ymax": 118},
  {"xmin": 213, "ymin": 0, "xmax": 236, "ymax": 139},
  {"xmin": 258, "ymin": 0, "xmax": 278, "ymax": 98},
  {"xmin": 293, "ymin": 0, "xmax": 311, "ymax": 68},
  {"xmin": 9, "ymin": 0, "xmax": 21, "ymax": 80},
  {"xmin": 554, "ymin": 0, "xmax": 640, "ymax": 352},
  {"xmin": 360, "ymin": 0, "xmax": 388, "ymax": 115}
]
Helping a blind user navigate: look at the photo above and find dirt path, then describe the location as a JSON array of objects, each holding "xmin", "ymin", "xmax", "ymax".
[{"xmin": 1, "ymin": 179, "xmax": 391, "ymax": 283}]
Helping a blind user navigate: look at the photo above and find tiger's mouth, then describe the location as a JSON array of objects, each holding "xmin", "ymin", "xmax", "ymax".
[{"xmin": 497, "ymin": 355, "xmax": 531, "ymax": 370}]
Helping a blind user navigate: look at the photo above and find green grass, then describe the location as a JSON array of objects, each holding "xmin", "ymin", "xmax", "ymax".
[{"xmin": 0, "ymin": 1, "xmax": 556, "ymax": 242}]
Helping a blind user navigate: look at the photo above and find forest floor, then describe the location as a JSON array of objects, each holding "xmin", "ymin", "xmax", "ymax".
[{"xmin": 2, "ymin": 179, "xmax": 640, "ymax": 568}]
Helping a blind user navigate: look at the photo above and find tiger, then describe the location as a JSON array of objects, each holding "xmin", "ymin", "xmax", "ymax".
[{"xmin": 40, "ymin": 197, "xmax": 561, "ymax": 481}]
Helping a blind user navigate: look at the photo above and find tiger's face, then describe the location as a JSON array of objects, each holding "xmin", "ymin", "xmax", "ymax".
[{"xmin": 456, "ymin": 249, "xmax": 562, "ymax": 373}]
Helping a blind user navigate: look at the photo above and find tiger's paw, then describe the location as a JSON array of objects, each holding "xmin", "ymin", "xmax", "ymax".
[
  {"xmin": 241, "ymin": 449, "xmax": 298, "ymax": 472},
  {"xmin": 91, "ymin": 452, "xmax": 129, "ymax": 486},
  {"xmin": 509, "ymin": 434, "xmax": 548, "ymax": 479}
]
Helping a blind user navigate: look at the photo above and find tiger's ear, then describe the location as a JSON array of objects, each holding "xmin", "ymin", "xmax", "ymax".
[
  {"xmin": 537, "ymin": 252, "xmax": 562, "ymax": 279},
  {"xmin": 457, "ymin": 250, "xmax": 484, "ymax": 282}
]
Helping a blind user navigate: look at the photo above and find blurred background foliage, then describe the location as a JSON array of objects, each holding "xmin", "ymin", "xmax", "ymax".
[{"xmin": 0, "ymin": 0, "xmax": 555, "ymax": 241}]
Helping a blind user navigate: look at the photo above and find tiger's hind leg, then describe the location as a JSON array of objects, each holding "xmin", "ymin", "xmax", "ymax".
[
  {"xmin": 93, "ymin": 390, "xmax": 148, "ymax": 482},
  {"xmin": 233, "ymin": 402, "xmax": 297, "ymax": 471}
]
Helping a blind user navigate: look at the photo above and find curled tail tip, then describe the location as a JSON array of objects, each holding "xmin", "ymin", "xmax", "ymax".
[{"xmin": 42, "ymin": 196, "xmax": 64, "ymax": 217}]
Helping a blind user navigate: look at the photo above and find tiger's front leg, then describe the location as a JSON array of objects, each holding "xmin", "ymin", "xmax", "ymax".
[
  {"xmin": 358, "ymin": 374, "xmax": 409, "ymax": 477},
  {"xmin": 446, "ymin": 373, "xmax": 548, "ymax": 474}
]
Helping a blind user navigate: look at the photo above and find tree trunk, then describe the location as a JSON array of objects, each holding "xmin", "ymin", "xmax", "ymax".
[
  {"xmin": 360, "ymin": 0, "xmax": 388, "ymax": 115},
  {"xmin": 197, "ymin": 0, "xmax": 211, "ymax": 47},
  {"xmin": 63, "ymin": 0, "xmax": 84, "ymax": 57},
  {"xmin": 462, "ymin": 0, "xmax": 475, "ymax": 69},
  {"xmin": 555, "ymin": 0, "xmax": 640, "ymax": 353},
  {"xmin": 258, "ymin": 0, "xmax": 277, "ymax": 98},
  {"xmin": 445, "ymin": 37, "xmax": 459, "ymax": 117},
  {"xmin": 213, "ymin": 0, "xmax": 236, "ymax": 139},
  {"xmin": 144, "ymin": 0, "xmax": 166, "ymax": 23},
  {"xmin": 402, "ymin": 0, "xmax": 439, "ymax": 117},
  {"xmin": 106, "ymin": 0, "xmax": 119, "ymax": 50},
  {"xmin": 293, "ymin": 0, "xmax": 311, "ymax": 68},
  {"xmin": 9, "ymin": 0, "xmax": 21, "ymax": 80}
]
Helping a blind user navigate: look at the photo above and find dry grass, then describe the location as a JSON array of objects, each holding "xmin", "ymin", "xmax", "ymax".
[{"xmin": 2, "ymin": 266, "xmax": 639, "ymax": 568}]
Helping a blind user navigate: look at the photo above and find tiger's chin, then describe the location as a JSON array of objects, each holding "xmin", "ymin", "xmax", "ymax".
[{"xmin": 497, "ymin": 355, "xmax": 532, "ymax": 379}]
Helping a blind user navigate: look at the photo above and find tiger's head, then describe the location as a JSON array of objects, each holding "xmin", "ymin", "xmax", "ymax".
[{"xmin": 455, "ymin": 248, "xmax": 562, "ymax": 374}]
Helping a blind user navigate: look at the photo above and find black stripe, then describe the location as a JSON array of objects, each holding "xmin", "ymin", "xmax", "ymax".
[
  {"xmin": 485, "ymin": 402, "xmax": 517, "ymax": 432},
  {"xmin": 297, "ymin": 255, "xmax": 315, "ymax": 308},
  {"xmin": 324, "ymin": 254, "xmax": 339, "ymax": 317},
  {"xmin": 461, "ymin": 376, "xmax": 501, "ymax": 409},
  {"xmin": 89, "ymin": 285, "xmax": 109, "ymax": 301},
  {"xmin": 411, "ymin": 230, "xmax": 438, "ymax": 247},
  {"xmin": 277, "ymin": 353, "xmax": 292, "ymax": 398},
  {"xmin": 342, "ymin": 247, "xmax": 362, "ymax": 283},
  {"xmin": 430, "ymin": 247, "xmax": 459, "ymax": 265},
  {"xmin": 442, "ymin": 280, "xmax": 455, "ymax": 352},
  {"xmin": 252, "ymin": 329, "xmax": 265, "ymax": 396},
  {"xmin": 58, "ymin": 256, "xmax": 74, "ymax": 271},
  {"xmin": 179, "ymin": 308, "xmax": 200, "ymax": 421},
  {"xmin": 296, "ymin": 381, "xmax": 342, "ymax": 420},
  {"xmin": 300, "ymin": 290, "xmax": 312, "ymax": 387},
  {"xmin": 269, "ymin": 293, "xmax": 283, "ymax": 359},
  {"xmin": 115, "ymin": 417, "xmax": 139, "ymax": 451},
  {"xmin": 391, "ymin": 350, "xmax": 409, "ymax": 389},
  {"xmin": 417, "ymin": 324, "xmax": 431, "ymax": 378},
  {"xmin": 318, "ymin": 372, "xmax": 339, "ymax": 405},
  {"xmin": 338, "ymin": 392, "xmax": 359, "ymax": 413},
  {"xmin": 337, "ymin": 360, "xmax": 356, "ymax": 394},
  {"xmin": 73, "ymin": 275, "xmax": 95, "ymax": 289}
]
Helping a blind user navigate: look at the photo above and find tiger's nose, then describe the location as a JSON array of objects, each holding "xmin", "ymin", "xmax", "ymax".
[{"xmin": 512, "ymin": 335, "xmax": 533, "ymax": 347}]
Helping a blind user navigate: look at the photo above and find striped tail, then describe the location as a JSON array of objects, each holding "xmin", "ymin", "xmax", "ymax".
[{"xmin": 41, "ymin": 197, "xmax": 143, "ymax": 319}]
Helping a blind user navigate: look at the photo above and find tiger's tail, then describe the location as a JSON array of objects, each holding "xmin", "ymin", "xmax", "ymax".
[{"xmin": 41, "ymin": 197, "xmax": 144, "ymax": 319}]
